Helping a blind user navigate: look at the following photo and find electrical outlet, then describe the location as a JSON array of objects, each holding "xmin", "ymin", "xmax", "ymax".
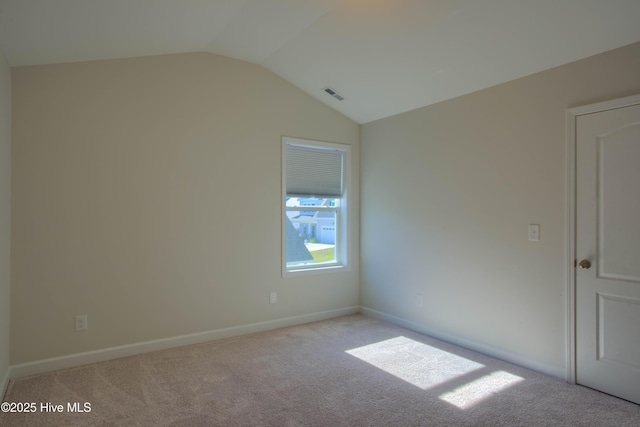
[
  {"xmin": 75, "ymin": 315, "xmax": 88, "ymax": 332},
  {"xmin": 269, "ymin": 292, "xmax": 277, "ymax": 304},
  {"xmin": 416, "ymin": 293, "xmax": 423, "ymax": 307}
]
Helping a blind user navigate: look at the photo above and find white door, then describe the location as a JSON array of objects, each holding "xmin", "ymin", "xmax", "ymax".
[{"xmin": 575, "ymin": 101, "xmax": 640, "ymax": 404}]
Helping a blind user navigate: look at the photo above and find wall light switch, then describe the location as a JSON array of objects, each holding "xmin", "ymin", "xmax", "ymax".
[{"xmin": 528, "ymin": 224, "xmax": 540, "ymax": 241}]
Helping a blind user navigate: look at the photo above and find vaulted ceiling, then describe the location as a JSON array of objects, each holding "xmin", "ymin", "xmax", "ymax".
[{"xmin": 1, "ymin": 0, "xmax": 639, "ymax": 123}]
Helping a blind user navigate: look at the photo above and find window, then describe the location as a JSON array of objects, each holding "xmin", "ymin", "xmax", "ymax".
[{"xmin": 282, "ymin": 137, "xmax": 350, "ymax": 275}]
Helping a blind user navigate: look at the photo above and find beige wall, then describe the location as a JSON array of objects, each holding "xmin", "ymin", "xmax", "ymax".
[
  {"xmin": 0, "ymin": 47, "xmax": 11, "ymax": 387},
  {"xmin": 11, "ymin": 52, "xmax": 359, "ymax": 364},
  {"xmin": 360, "ymin": 42, "xmax": 640, "ymax": 377}
]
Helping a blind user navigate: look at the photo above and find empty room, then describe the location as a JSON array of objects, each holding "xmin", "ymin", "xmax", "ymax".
[{"xmin": 1, "ymin": 1, "xmax": 640, "ymax": 425}]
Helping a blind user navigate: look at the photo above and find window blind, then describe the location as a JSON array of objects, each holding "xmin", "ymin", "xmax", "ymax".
[{"xmin": 285, "ymin": 144, "xmax": 344, "ymax": 197}]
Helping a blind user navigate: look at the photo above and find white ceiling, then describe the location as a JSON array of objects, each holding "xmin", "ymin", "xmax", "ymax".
[{"xmin": 1, "ymin": 0, "xmax": 639, "ymax": 124}]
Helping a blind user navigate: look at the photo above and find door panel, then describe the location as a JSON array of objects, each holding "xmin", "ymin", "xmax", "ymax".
[
  {"xmin": 597, "ymin": 123, "xmax": 640, "ymax": 281},
  {"xmin": 575, "ymin": 103, "xmax": 640, "ymax": 404},
  {"xmin": 597, "ymin": 293, "xmax": 640, "ymax": 369}
]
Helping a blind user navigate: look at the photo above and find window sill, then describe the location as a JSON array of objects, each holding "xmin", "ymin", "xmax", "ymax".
[{"xmin": 283, "ymin": 264, "xmax": 350, "ymax": 278}]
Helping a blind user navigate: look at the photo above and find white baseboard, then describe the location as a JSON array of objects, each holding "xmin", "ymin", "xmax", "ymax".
[
  {"xmin": 1, "ymin": 366, "xmax": 9, "ymax": 399},
  {"xmin": 359, "ymin": 306, "xmax": 566, "ymax": 380},
  {"xmin": 10, "ymin": 306, "xmax": 359, "ymax": 380}
]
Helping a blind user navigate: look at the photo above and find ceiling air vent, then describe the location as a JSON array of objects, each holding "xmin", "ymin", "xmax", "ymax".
[{"xmin": 323, "ymin": 86, "xmax": 344, "ymax": 101}]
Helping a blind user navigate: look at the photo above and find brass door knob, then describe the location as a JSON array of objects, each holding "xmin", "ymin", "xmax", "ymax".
[{"xmin": 578, "ymin": 259, "xmax": 591, "ymax": 269}]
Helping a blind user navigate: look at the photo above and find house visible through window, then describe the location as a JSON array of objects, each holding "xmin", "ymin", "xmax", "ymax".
[{"xmin": 282, "ymin": 137, "xmax": 349, "ymax": 274}]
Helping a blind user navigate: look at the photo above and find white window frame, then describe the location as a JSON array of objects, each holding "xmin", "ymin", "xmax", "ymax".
[{"xmin": 282, "ymin": 136, "xmax": 351, "ymax": 277}]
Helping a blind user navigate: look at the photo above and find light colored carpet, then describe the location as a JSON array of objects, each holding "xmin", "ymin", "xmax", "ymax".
[{"xmin": 1, "ymin": 314, "xmax": 639, "ymax": 426}]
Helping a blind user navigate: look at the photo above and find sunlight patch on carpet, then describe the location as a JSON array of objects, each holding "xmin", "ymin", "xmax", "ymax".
[
  {"xmin": 439, "ymin": 370, "xmax": 524, "ymax": 409},
  {"xmin": 345, "ymin": 336, "xmax": 484, "ymax": 390}
]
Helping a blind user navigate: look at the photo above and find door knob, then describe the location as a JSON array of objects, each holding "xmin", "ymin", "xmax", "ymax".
[{"xmin": 578, "ymin": 259, "xmax": 591, "ymax": 269}]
